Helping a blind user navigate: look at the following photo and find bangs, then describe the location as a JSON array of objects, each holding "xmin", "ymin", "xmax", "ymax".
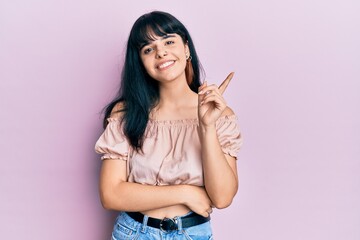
[
  {"xmin": 129, "ymin": 12, "xmax": 185, "ymax": 50},
  {"xmin": 134, "ymin": 25, "xmax": 169, "ymax": 50}
]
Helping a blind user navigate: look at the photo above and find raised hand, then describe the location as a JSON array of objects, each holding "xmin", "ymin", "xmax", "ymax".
[{"xmin": 198, "ymin": 72, "xmax": 234, "ymax": 127}]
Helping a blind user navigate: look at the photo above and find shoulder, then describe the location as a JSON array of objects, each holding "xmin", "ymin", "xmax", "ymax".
[{"xmin": 109, "ymin": 101, "xmax": 126, "ymax": 119}]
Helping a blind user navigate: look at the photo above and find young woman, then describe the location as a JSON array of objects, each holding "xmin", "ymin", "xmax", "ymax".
[{"xmin": 95, "ymin": 11, "xmax": 242, "ymax": 239}]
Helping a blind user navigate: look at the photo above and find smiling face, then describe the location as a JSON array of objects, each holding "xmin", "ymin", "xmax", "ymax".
[{"xmin": 139, "ymin": 33, "xmax": 189, "ymax": 84}]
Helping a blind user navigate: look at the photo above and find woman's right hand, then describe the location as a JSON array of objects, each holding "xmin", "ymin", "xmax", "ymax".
[{"xmin": 182, "ymin": 185, "xmax": 213, "ymax": 217}]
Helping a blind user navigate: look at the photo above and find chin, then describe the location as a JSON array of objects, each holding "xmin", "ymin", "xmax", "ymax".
[{"xmin": 153, "ymin": 72, "xmax": 185, "ymax": 83}]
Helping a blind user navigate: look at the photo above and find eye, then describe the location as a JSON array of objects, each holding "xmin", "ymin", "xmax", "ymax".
[
  {"xmin": 165, "ymin": 40, "xmax": 175, "ymax": 45},
  {"xmin": 143, "ymin": 47, "xmax": 153, "ymax": 54}
]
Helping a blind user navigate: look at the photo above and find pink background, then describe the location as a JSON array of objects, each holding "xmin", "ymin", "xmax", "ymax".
[{"xmin": 1, "ymin": 1, "xmax": 359, "ymax": 239}]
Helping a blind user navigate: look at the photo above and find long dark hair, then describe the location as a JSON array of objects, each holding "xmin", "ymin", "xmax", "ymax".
[{"xmin": 103, "ymin": 11, "xmax": 204, "ymax": 151}]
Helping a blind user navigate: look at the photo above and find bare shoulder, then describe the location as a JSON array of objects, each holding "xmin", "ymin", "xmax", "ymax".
[
  {"xmin": 110, "ymin": 101, "xmax": 126, "ymax": 119},
  {"xmin": 221, "ymin": 106, "xmax": 235, "ymax": 117}
]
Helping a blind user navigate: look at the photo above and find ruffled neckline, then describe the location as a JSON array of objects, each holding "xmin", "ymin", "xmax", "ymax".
[{"xmin": 107, "ymin": 114, "xmax": 237, "ymax": 126}]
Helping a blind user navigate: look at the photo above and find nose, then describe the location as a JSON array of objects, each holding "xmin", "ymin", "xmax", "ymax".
[{"xmin": 156, "ymin": 48, "xmax": 167, "ymax": 58}]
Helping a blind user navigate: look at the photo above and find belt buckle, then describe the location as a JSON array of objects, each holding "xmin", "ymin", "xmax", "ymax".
[{"xmin": 159, "ymin": 217, "xmax": 178, "ymax": 233}]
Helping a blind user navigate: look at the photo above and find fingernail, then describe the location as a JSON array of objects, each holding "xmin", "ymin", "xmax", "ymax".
[{"xmin": 198, "ymin": 90, "xmax": 203, "ymax": 94}]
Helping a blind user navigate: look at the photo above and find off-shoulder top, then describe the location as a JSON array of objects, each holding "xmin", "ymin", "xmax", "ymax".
[{"xmin": 95, "ymin": 115, "xmax": 242, "ymax": 186}]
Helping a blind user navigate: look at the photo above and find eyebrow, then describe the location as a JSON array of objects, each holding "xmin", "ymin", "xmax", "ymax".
[
  {"xmin": 140, "ymin": 34, "xmax": 176, "ymax": 50},
  {"xmin": 162, "ymin": 34, "xmax": 176, "ymax": 39}
]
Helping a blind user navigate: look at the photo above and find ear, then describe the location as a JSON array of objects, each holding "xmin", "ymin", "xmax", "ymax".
[{"xmin": 184, "ymin": 42, "xmax": 190, "ymax": 55}]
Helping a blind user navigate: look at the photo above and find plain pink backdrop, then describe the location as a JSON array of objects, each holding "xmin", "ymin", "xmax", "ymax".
[{"xmin": 1, "ymin": 0, "xmax": 359, "ymax": 239}]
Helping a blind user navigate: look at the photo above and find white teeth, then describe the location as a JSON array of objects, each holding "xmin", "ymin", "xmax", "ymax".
[{"xmin": 158, "ymin": 61, "xmax": 174, "ymax": 69}]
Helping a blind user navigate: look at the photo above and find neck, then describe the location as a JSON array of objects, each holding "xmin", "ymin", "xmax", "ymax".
[
  {"xmin": 157, "ymin": 76, "xmax": 197, "ymax": 109},
  {"xmin": 151, "ymin": 75, "xmax": 198, "ymax": 121},
  {"xmin": 157, "ymin": 77, "xmax": 196, "ymax": 109}
]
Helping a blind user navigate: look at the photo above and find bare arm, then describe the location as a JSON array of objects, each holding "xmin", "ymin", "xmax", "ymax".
[
  {"xmin": 99, "ymin": 102, "xmax": 213, "ymax": 217},
  {"xmin": 99, "ymin": 158, "xmax": 213, "ymax": 217},
  {"xmin": 198, "ymin": 109, "xmax": 238, "ymax": 209},
  {"xmin": 197, "ymin": 73, "xmax": 239, "ymax": 209}
]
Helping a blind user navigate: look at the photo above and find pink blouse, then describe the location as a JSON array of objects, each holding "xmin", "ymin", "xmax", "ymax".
[{"xmin": 95, "ymin": 115, "xmax": 242, "ymax": 186}]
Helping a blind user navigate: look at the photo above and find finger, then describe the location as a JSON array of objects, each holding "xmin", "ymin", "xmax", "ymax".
[
  {"xmin": 198, "ymin": 81, "xmax": 208, "ymax": 104},
  {"xmin": 198, "ymin": 81, "xmax": 207, "ymax": 93},
  {"xmin": 199, "ymin": 211, "xmax": 208, "ymax": 218},
  {"xmin": 205, "ymin": 88, "xmax": 222, "ymax": 97},
  {"xmin": 200, "ymin": 94, "xmax": 227, "ymax": 107},
  {"xmin": 218, "ymin": 72, "xmax": 234, "ymax": 95},
  {"xmin": 201, "ymin": 92, "xmax": 224, "ymax": 104},
  {"xmin": 198, "ymin": 84, "xmax": 221, "ymax": 95}
]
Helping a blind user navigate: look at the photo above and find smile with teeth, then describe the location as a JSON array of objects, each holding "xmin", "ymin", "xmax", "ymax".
[{"xmin": 158, "ymin": 61, "xmax": 175, "ymax": 69}]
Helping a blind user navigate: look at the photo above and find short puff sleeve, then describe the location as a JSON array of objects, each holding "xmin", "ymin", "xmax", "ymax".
[
  {"xmin": 94, "ymin": 118, "xmax": 129, "ymax": 161},
  {"xmin": 216, "ymin": 115, "xmax": 243, "ymax": 159}
]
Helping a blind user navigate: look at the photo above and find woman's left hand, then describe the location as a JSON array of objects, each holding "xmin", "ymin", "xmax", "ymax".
[{"xmin": 198, "ymin": 72, "xmax": 234, "ymax": 127}]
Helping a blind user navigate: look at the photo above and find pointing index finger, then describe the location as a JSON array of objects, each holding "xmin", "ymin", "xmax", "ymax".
[{"xmin": 218, "ymin": 72, "xmax": 234, "ymax": 95}]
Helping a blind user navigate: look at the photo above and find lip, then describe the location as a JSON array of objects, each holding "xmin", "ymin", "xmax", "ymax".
[{"xmin": 156, "ymin": 60, "xmax": 175, "ymax": 70}]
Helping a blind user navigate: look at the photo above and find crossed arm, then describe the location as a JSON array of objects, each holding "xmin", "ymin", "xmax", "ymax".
[
  {"xmin": 99, "ymin": 73, "xmax": 238, "ymax": 216},
  {"xmin": 100, "ymin": 159, "xmax": 213, "ymax": 217}
]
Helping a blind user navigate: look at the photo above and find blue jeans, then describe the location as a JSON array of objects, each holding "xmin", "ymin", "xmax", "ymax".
[{"xmin": 111, "ymin": 211, "xmax": 213, "ymax": 240}]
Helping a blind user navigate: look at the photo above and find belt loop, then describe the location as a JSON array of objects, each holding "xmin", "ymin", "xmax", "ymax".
[
  {"xmin": 176, "ymin": 216, "xmax": 183, "ymax": 234},
  {"xmin": 141, "ymin": 214, "xmax": 149, "ymax": 233}
]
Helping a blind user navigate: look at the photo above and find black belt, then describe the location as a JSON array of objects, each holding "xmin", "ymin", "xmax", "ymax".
[{"xmin": 126, "ymin": 211, "xmax": 210, "ymax": 232}]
